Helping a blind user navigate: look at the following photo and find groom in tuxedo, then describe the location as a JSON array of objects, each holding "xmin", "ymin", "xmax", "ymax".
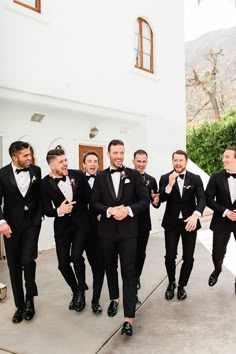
[
  {"xmin": 206, "ymin": 146, "xmax": 236, "ymax": 290},
  {"xmin": 0, "ymin": 141, "xmax": 42, "ymax": 323},
  {"xmin": 41, "ymin": 147, "xmax": 90, "ymax": 312},
  {"xmin": 91, "ymin": 139, "xmax": 149, "ymax": 336},
  {"xmin": 159, "ymin": 150, "xmax": 206, "ymax": 301}
]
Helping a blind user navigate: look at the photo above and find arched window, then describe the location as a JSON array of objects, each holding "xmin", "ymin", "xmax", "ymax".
[{"xmin": 134, "ymin": 18, "xmax": 154, "ymax": 73}]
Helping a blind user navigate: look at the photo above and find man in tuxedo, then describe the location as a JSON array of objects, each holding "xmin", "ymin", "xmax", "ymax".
[
  {"xmin": 132, "ymin": 150, "xmax": 159, "ymax": 295},
  {"xmin": 0, "ymin": 141, "xmax": 42, "ymax": 323},
  {"xmin": 91, "ymin": 139, "xmax": 149, "ymax": 336},
  {"xmin": 41, "ymin": 148, "xmax": 90, "ymax": 312},
  {"xmin": 206, "ymin": 146, "xmax": 236, "ymax": 290},
  {"xmin": 82, "ymin": 151, "xmax": 106, "ymax": 313},
  {"xmin": 159, "ymin": 150, "xmax": 205, "ymax": 301}
]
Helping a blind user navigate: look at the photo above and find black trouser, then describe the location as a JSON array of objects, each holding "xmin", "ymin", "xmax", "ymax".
[
  {"xmin": 55, "ymin": 223, "xmax": 86, "ymax": 293},
  {"xmin": 212, "ymin": 231, "xmax": 236, "ymax": 272},
  {"xmin": 164, "ymin": 219, "xmax": 197, "ymax": 287},
  {"xmin": 136, "ymin": 230, "xmax": 150, "ymax": 278},
  {"xmin": 101, "ymin": 236, "xmax": 137, "ymax": 318},
  {"xmin": 4, "ymin": 213, "xmax": 41, "ymax": 309},
  {"xmin": 80, "ymin": 230, "xmax": 105, "ymax": 303}
]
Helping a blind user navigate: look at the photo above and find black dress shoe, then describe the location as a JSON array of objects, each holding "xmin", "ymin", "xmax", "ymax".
[
  {"xmin": 208, "ymin": 270, "xmax": 221, "ymax": 287},
  {"xmin": 69, "ymin": 295, "xmax": 75, "ymax": 310},
  {"xmin": 165, "ymin": 282, "xmax": 176, "ymax": 300},
  {"xmin": 107, "ymin": 300, "xmax": 119, "ymax": 317},
  {"xmin": 121, "ymin": 321, "xmax": 133, "ymax": 336},
  {"xmin": 74, "ymin": 291, "xmax": 86, "ymax": 312},
  {"xmin": 91, "ymin": 302, "xmax": 102, "ymax": 314},
  {"xmin": 177, "ymin": 286, "xmax": 187, "ymax": 300},
  {"xmin": 23, "ymin": 298, "xmax": 35, "ymax": 321},
  {"xmin": 12, "ymin": 308, "xmax": 24, "ymax": 324},
  {"xmin": 137, "ymin": 277, "xmax": 141, "ymax": 290}
]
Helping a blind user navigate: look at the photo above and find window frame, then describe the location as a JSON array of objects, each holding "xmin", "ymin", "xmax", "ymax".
[
  {"xmin": 13, "ymin": 0, "xmax": 41, "ymax": 13},
  {"xmin": 135, "ymin": 18, "xmax": 154, "ymax": 74}
]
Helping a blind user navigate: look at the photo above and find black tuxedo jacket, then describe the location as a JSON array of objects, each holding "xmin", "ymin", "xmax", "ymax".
[
  {"xmin": 91, "ymin": 167, "xmax": 150, "ymax": 239},
  {"xmin": 41, "ymin": 169, "xmax": 90, "ymax": 234},
  {"xmin": 159, "ymin": 170, "xmax": 206, "ymax": 231},
  {"xmin": 138, "ymin": 172, "xmax": 159, "ymax": 233},
  {"xmin": 0, "ymin": 164, "xmax": 42, "ymax": 234},
  {"xmin": 206, "ymin": 170, "xmax": 236, "ymax": 232}
]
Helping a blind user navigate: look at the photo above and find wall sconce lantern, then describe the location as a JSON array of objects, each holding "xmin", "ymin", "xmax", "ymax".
[{"xmin": 89, "ymin": 127, "xmax": 99, "ymax": 139}]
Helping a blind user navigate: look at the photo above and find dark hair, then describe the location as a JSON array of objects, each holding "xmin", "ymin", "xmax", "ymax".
[
  {"xmin": 9, "ymin": 141, "xmax": 30, "ymax": 157},
  {"xmin": 107, "ymin": 139, "xmax": 124, "ymax": 152},
  {"xmin": 83, "ymin": 151, "xmax": 99, "ymax": 163},
  {"xmin": 46, "ymin": 148, "xmax": 65, "ymax": 163},
  {"xmin": 225, "ymin": 146, "xmax": 236, "ymax": 158},
  {"xmin": 133, "ymin": 149, "xmax": 148, "ymax": 159},
  {"xmin": 172, "ymin": 149, "xmax": 188, "ymax": 160}
]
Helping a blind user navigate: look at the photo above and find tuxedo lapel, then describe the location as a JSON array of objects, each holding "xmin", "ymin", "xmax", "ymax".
[
  {"xmin": 223, "ymin": 173, "xmax": 232, "ymax": 203},
  {"xmin": 68, "ymin": 172, "xmax": 76, "ymax": 199},
  {"xmin": 8, "ymin": 164, "xmax": 18, "ymax": 190},
  {"xmin": 25, "ymin": 166, "xmax": 35, "ymax": 197},
  {"xmin": 48, "ymin": 177, "xmax": 65, "ymax": 199},
  {"xmin": 117, "ymin": 177, "xmax": 124, "ymax": 202},
  {"xmin": 105, "ymin": 169, "xmax": 116, "ymax": 201}
]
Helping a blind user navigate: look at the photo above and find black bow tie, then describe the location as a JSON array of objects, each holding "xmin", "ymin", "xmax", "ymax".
[
  {"xmin": 110, "ymin": 167, "xmax": 124, "ymax": 174},
  {"xmin": 226, "ymin": 172, "xmax": 236, "ymax": 179},
  {"xmin": 86, "ymin": 175, "xmax": 96, "ymax": 180},
  {"xmin": 54, "ymin": 176, "xmax": 66, "ymax": 183},
  {"xmin": 178, "ymin": 174, "xmax": 185, "ymax": 180},
  {"xmin": 15, "ymin": 168, "xmax": 29, "ymax": 174}
]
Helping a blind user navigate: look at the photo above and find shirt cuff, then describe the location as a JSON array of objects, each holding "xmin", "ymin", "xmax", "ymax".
[
  {"xmin": 0, "ymin": 220, "xmax": 7, "ymax": 225},
  {"xmin": 57, "ymin": 208, "xmax": 64, "ymax": 217},
  {"xmin": 165, "ymin": 185, "xmax": 172, "ymax": 194},
  {"xmin": 106, "ymin": 208, "xmax": 112, "ymax": 218},
  {"xmin": 127, "ymin": 206, "xmax": 134, "ymax": 217},
  {"xmin": 194, "ymin": 211, "xmax": 201, "ymax": 218},
  {"xmin": 223, "ymin": 209, "xmax": 229, "ymax": 217}
]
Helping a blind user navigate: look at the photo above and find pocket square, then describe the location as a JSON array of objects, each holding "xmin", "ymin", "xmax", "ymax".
[{"xmin": 124, "ymin": 179, "xmax": 130, "ymax": 184}]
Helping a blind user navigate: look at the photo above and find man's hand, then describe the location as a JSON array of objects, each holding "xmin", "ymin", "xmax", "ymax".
[
  {"xmin": 184, "ymin": 213, "xmax": 198, "ymax": 232},
  {"xmin": 168, "ymin": 172, "xmax": 179, "ymax": 188},
  {"xmin": 0, "ymin": 222, "xmax": 12, "ymax": 238},
  {"xmin": 151, "ymin": 190, "xmax": 160, "ymax": 205},
  {"xmin": 58, "ymin": 199, "xmax": 76, "ymax": 215},
  {"xmin": 226, "ymin": 210, "xmax": 236, "ymax": 221}
]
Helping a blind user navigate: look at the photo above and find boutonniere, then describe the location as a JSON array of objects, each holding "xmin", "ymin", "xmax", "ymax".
[
  {"xmin": 70, "ymin": 178, "xmax": 75, "ymax": 186},
  {"xmin": 146, "ymin": 180, "xmax": 150, "ymax": 186},
  {"xmin": 32, "ymin": 176, "xmax": 37, "ymax": 183},
  {"xmin": 183, "ymin": 185, "xmax": 192, "ymax": 190},
  {"xmin": 121, "ymin": 166, "xmax": 128, "ymax": 180}
]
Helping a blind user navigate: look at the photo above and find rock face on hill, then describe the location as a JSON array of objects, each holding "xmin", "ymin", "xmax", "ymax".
[{"xmin": 185, "ymin": 26, "xmax": 236, "ymax": 122}]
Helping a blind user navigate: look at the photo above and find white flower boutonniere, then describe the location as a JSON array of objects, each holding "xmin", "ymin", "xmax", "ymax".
[
  {"xmin": 70, "ymin": 178, "xmax": 75, "ymax": 186},
  {"xmin": 146, "ymin": 180, "xmax": 150, "ymax": 186},
  {"xmin": 32, "ymin": 176, "xmax": 37, "ymax": 183}
]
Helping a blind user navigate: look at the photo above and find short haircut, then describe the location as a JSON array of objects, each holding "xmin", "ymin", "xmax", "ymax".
[
  {"xmin": 225, "ymin": 146, "xmax": 236, "ymax": 158},
  {"xmin": 172, "ymin": 149, "xmax": 188, "ymax": 160},
  {"xmin": 133, "ymin": 149, "xmax": 148, "ymax": 159},
  {"xmin": 107, "ymin": 139, "xmax": 124, "ymax": 152},
  {"xmin": 9, "ymin": 141, "xmax": 30, "ymax": 157},
  {"xmin": 46, "ymin": 147, "xmax": 65, "ymax": 164},
  {"xmin": 83, "ymin": 151, "xmax": 99, "ymax": 164}
]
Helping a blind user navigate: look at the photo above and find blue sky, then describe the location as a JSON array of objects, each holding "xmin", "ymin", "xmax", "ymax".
[{"xmin": 184, "ymin": 0, "xmax": 236, "ymax": 42}]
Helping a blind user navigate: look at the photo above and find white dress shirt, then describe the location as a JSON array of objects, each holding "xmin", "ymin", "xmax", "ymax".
[{"xmin": 12, "ymin": 163, "xmax": 30, "ymax": 197}]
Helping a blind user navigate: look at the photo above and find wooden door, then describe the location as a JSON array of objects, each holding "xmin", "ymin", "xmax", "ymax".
[{"xmin": 79, "ymin": 145, "xmax": 104, "ymax": 171}]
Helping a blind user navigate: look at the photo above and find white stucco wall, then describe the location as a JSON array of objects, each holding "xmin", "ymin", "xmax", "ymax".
[{"xmin": 0, "ymin": 0, "xmax": 185, "ymax": 250}]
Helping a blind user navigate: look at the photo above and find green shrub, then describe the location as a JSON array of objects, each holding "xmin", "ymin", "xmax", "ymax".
[{"xmin": 187, "ymin": 110, "xmax": 236, "ymax": 175}]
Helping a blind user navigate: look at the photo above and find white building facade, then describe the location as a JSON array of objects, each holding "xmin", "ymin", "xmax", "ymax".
[{"xmin": 0, "ymin": 0, "xmax": 186, "ymax": 251}]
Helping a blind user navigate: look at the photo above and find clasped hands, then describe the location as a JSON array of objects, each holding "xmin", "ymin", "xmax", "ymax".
[{"xmin": 109, "ymin": 205, "xmax": 128, "ymax": 221}]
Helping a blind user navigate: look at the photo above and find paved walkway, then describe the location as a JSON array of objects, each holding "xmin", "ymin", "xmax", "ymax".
[{"xmin": 0, "ymin": 228, "xmax": 236, "ymax": 354}]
